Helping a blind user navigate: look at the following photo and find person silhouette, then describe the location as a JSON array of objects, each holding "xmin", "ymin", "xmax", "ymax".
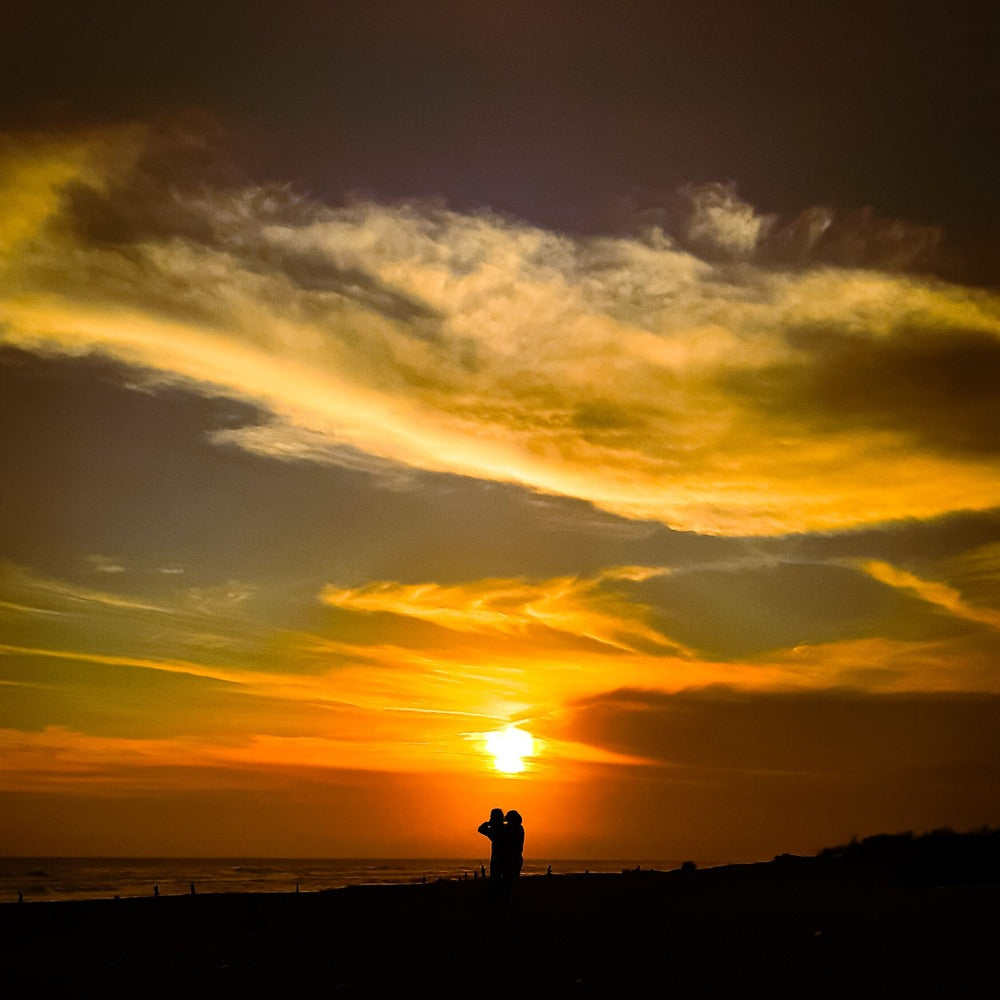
[
  {"xmin": 501, "ymin": 810, "xmax": 524, "ymax": 909},
  {"xmin": 478, "ymin": 807, "xmax": 507, "ymax": 908}
]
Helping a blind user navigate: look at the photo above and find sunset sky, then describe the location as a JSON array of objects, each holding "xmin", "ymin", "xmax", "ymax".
[{"xmin": 2, "ymin": 2, "xmax": 998, "ymax": 863}]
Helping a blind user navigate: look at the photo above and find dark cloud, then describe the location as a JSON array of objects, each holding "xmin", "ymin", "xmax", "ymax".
[
  {"xmin": 765, "ymin": 509, "xmax": 1000, "ymax": 568},
  {"xmin": 266, "ymin": 246, "xmax": 440, "ymax": 329},
  {"xmin": 563, "ymin": 686, "xmax": 1000, "ymax": 780},
  {"xmin": 52, "ymin": 123, "xmax": 444, "ymax": 334},
  {"xmin": 617, "ymin": 184, "xmax": 951, "ymax": 277},
  {"xmin": 61, "ymin": 115, "xmax": 247, "ymax": 246},
  {"xmin": 759, "ymin": 205, "xmax": 945, "ymax": 274},
  {"xmin": 722, "ymin": 322, "xmax": 1000, "ymax": 458}
]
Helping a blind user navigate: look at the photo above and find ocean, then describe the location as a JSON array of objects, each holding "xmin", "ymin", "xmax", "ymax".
[{"xmin": 0, "ymin": 857, "xmax": 687, "ymax": 903}]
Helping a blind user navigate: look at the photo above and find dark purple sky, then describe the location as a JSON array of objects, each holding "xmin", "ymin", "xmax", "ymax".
[{"xmin": 4, "ymin": 2, "xmax": 997, "ymax": 280}]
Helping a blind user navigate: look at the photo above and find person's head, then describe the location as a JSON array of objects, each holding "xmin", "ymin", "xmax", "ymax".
[
  {"xmin": 505, "ymin": 810, "xmax": 522, "ymax": 826},
  {"xmin": 490, "ymin": 808, "xmax": 504, "ymax": 824}
]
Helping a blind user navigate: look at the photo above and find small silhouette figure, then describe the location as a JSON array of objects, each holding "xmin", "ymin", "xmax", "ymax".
[
  {"xmin": 17, "ymin": 890, "xmax": 23, "ymax": 904},
  {"xmin": 547, "ymin": 864, "xmax": 552, "ymax": 876},
  {"xmin": 190, "ymin": 882, "xmax": 196, "ymax": 895},
  {"xmin": 478, "ymin": 807, "xmax": 508, "ymax": 909},
  {"xmin": 153, "ymin": 884, "xmax": 159, "ymax": 897},
  {"xmin": 501, "ymin": 810, "xmax": 525, "ymax": 909},
  {"xmin": 480, "ymin": 864, "xmax": 486, "ymax": 878}
]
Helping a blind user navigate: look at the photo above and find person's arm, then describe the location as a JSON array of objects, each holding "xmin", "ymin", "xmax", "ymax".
[{"xmin": 478, "ymin": 821, "xmax": 492, "ymax": 837}]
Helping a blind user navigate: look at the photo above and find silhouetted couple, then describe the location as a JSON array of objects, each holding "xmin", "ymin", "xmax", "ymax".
[{"xmin": 478, "ymin": 808, "xmax": 524, "ymax": 910}]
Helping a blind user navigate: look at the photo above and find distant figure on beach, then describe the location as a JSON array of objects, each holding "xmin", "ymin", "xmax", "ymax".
[
  {"xmin": 478, "ymin": 807, "xmax": 507, "ymax": 908},
  {"xmin": 501, "ymin": 810, "xmax": 525, "ymax": 908}
]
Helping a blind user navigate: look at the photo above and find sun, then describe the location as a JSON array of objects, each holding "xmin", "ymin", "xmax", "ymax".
[{"xmin": 485, "ymin": 726, "xmax": 536, "ymax": 774}]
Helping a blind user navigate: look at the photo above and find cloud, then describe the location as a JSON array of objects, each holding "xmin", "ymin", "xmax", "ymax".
[
  {"xmin": 0, "ymin": 642, "xmax": 296, "ymax": 694},
  {"xmin": 857, "ymin": 559, "xmax": 1000, "ymax": 630},
  {"xmin": 2, "ymin": 124, "xmax": 999, "ymax": 535},
  {"xmin": 85, "ymin": 554, "xmax": 125, "ymax": 574},
  {"xmin": 760, "ymin": 205, "xmax": 945, "ymax": 273},
  {"xmin": 674, "ymin": 182, "xmax": 777, "ymax": 260},
  {"xmin": 320, "ymin": 567, "xmax": 678, "ymax": 653},
  {"xmin": 941, "ymin": 541, "xmax": 1000, "ymax": 609},
  {"xmin": 0, "ymin": 563, "xmax": 292, "ymax": 681},
  {"xmin": 627, "ymin": 187, "xmax": 946, "ymax": 273},
  {"xmin": 723, "ymin": 319, "xmax": 1000, "ymax": 457},
  {"xmin": 560, "ymin": 686, "xmax": 1000, "ymax": 778},
  {"xmin": 0, "ymin": 722, "xmax": 485, "ymax": 792},
  {"xmin": 209, "ymin": 422, "xmax": 420, "ymax": 485},
  {"xmin": 0, "ymin": 562, "xmax": 169, "ymax": 616}
]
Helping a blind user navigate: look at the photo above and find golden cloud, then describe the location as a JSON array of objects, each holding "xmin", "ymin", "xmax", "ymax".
[
  {"xmin": 2, "ymin": 127, "xmax": 999, "ymax": 535},
  {"xmin": 320, "ymin": 567, "xmax": 676, "ymax": 652},
  {"xmin": 858, "ymin": 560, "xmax": 1000, "ymax": 630}
]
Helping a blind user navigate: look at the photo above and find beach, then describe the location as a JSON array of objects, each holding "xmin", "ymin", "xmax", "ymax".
[{"xmin": 3, "ymin": 853, "xmax": 997, "ymax": 997}]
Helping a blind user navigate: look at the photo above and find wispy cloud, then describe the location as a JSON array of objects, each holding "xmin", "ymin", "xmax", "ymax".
[
  {"xmin": 321, "ymin": 567, "xmax": 677, "ymax": 652},
  {"xmin": 0, "ymin": 642, "xmax": 302, "ymax": 692},
  {"xmin": 858, "ymin": 559, "xmax": 1000, "ymax": 630},
  {"xmin": 85, "ymin": 554, "xmax": 125, "ymax": 574},
  {"xmin": 2, "ymin": 125, "xmax": 998, "ymax": 535},
  {"xmin": 0, "ymin": 563, "xmax": 171, "ymax": 615},
  {"xmin": 0, "ymin": 724, "xmax": 481, "ymax": 791}
]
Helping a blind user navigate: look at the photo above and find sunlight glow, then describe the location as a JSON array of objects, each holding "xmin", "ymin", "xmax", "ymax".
[{"xmin": 485, "ymin": 726, "xmax": 536, "ymax": 774}]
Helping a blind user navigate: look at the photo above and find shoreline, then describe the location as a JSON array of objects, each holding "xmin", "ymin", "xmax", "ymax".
[{"xmin": 0, "ymin": 856, "xmax": 697, "ymax": 905}]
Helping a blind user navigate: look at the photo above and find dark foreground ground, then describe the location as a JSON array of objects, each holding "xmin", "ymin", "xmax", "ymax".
[{"xmin": 2, "ymin": 855, "xmax": 998, "ymax": 998}]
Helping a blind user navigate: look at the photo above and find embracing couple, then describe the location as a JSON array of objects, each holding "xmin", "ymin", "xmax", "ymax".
[{"xmin": 477, "ymin": 808, "xmax": 525, "ymax": 910}]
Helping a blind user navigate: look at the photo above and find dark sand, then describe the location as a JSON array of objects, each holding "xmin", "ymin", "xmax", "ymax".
[{"xmin": 3, "ymin": 858, "xmax": 997, "ymax": 997}]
